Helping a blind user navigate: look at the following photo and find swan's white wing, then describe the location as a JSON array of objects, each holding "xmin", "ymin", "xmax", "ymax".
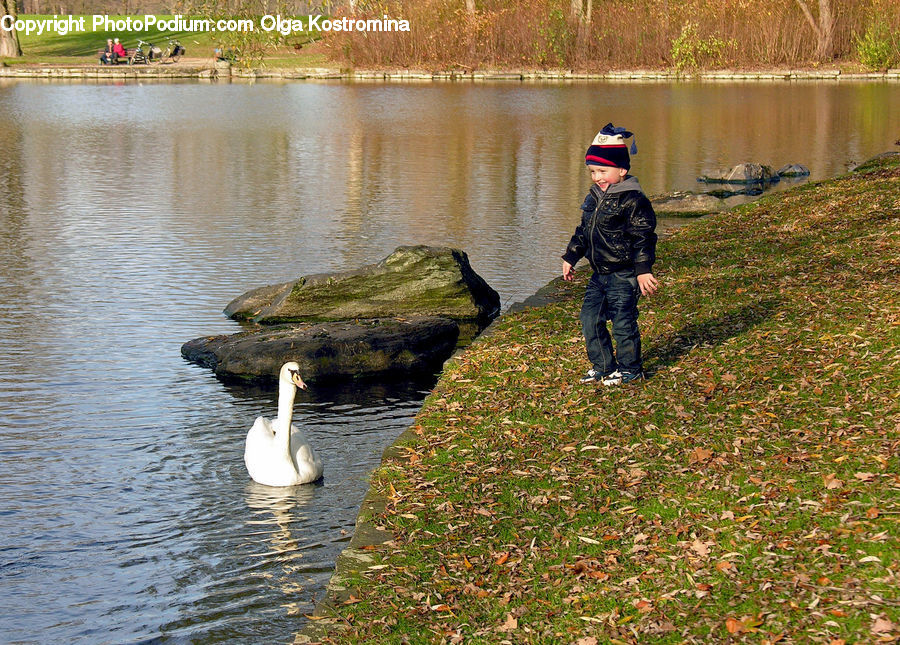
[
  {"xmin": 248, "ymin": 415, "xmax": 275, "ymax": 439},
  {"xmin": 289, "ymin": 425, "xmax": 324, "ymax": 482},
  {"xmin": 245, "ymin": 416, "xmax": 277, "ymax": 482}
]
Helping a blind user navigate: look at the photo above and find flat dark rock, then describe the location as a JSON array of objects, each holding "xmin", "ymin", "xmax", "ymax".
[
  {"xmin": 181, "ymin": 316, "xmax": 459, "ymax": 383},
  {"xmin": 650, "ymin": 191, "xmax": 728, "ymax": 215},
  {"xmin": 776, "ymin": 163, "xmax": 811, "ymax": 177}
]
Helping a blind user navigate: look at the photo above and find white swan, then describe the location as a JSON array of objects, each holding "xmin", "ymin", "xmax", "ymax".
[{"xmin": 244, "ymin": 362, "xmax": 323, "ymax": 487}]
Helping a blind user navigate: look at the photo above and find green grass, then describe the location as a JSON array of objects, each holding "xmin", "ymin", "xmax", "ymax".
[{"xmin": 307, "ymin": 157, "xmax": 900, "ymax": 643}]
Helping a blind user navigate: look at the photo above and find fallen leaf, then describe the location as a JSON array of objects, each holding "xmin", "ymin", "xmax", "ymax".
[
  {"xmin": 823, "ymin": 474, "xmax": 843, "ymax": 490},
  {"xmin": 867, "ymin": 507, "xmax": 881, "ymax": 519},
  {"xmin": 689, "ymin": 447, "xmax": 713, "ymax": 465},
  {"xmin": 498, "ymin": 613, "xmax": 518, "ymax": 632},
  {"xmin": 691, "ymin": 539, "xmax": 712, "ymax": 557},
  {"xmin": 494, "ymin": 552, "xmax": 510, "ymax": 566},
  {"xmin": 854, "ymin": 472, "xmax": 876, "ymax": 482},
  {"xmin": 576, "ymin": 638, "xmax": 598, "ymax": 645},
  {"xmin": 726, "ymin": 617, "xmax": 745, "ymax": 634},
  {"xmin": 716, "ymin": 561, "xmax": 733, "ymax": 572},
  {"xmin": 872, "ymin": 617, "xmax": 895, "ymax": 634}
]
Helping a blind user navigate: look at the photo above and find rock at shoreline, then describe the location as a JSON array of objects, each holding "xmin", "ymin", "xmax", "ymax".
[
  {"xmin": 181, "ymin": 316, "xmax": 460, "ymax": 383},
  {"xmin": 851, "ymin": 152, "xmax": 900, "ymax": 173},
  {"xmin": 650, "ymin": 191, "xmax": 728, "ymax": 216},
  {"xmin": 777, "ymin": 163, "xmax": 811, "ymax": 177},
  {"xmin": 225, "ymin": 246, "xmax": 500, "ymax": 326},
  {"xmin": 698, "ymin": 163, "xmax": 780, "ymax": 184}
]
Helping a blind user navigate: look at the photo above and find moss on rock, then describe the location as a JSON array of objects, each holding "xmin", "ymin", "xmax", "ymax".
[{"xmin": 224, "ymin": 246, "xmax": 500, "ymax": 326}]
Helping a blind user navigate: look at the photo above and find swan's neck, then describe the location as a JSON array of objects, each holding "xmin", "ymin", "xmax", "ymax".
[{"xmin": 275, "ymin": 379, "xmax": 297, "ymax": 455}]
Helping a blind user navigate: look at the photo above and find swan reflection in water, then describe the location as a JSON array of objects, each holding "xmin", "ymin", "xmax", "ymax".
[{"xmin": 243, "ymin": 480, "xmax": 323, "ymax": 616}]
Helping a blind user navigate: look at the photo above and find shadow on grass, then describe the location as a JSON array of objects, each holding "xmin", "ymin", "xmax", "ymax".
[{"xmin": 645, "ymin": 298, "xmax": 780, "ymax": 373}]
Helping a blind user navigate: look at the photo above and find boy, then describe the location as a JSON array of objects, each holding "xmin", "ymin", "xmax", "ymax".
[{"xmin": 562, "ymin": 123, "xmax": 659, "ymax": 386}]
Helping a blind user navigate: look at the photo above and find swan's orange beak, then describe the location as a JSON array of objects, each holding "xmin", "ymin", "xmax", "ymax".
[{"xmin": 291, "ymin": 373, "xmax": 308, "ymax": 390}]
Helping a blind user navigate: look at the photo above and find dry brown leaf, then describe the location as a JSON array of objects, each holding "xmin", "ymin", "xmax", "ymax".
[
  {"xmin": 691, "ymin": 539, "xmax": 712, "ymax": 557},
  {"xmin": 726, "ymin": 617, "xmax": 745, "ymax": 634},
  {"xmin": 498, "ymin": 613, "xmax": 518, "ymax": 632},
  {"xmin": 872, "ymin": 617, "xmax": 895, "ymax": 634},
  {"xmin": 824, "ymin": 473, "xmax": 843, "ymax": 490},
  {"xmin": 689, "ymin": 447, "xmax": 713, "ymax": 464}
]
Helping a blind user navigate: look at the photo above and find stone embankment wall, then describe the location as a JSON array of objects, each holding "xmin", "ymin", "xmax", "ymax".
[{"xmin": 2, "ymin": 64, "xmax": 900, "ymax": 81}]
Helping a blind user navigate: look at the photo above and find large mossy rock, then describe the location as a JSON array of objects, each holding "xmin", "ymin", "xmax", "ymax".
[
  {"xmin": 181, "ymin": 316, "xmax": 459, "ymax": 383},
  {"xmin": 225, "ymin": 246, "xmax": 500, "ymax": 326},
  {"xmin": 698, "ymin": 163, "xmax": 780, "ymax": 184}
]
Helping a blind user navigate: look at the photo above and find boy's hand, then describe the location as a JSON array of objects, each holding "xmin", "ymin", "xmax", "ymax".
[
  {"xmin": 563, "ymin": 261, "xmax": 576, "ymax": 281},
  {"xmin": 637, "ymin": 272, "xmax": 658, "ymax": 296}
]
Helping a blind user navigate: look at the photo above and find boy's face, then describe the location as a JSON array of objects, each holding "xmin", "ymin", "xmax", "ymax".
[{"xmin": 589, "ymin": 164, "xmax": 628, "ymax": 191}]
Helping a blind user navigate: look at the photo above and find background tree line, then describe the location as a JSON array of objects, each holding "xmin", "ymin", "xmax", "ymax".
[
  {"xmin": 14, "ymin": 0, "xmax": 338, "ymax": 13},
  {"xmin": 326, "ymin": 0, "xmax": 899, "ymax": 70}
]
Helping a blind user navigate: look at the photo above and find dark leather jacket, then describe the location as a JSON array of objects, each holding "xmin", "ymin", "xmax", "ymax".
[{"xmin": 562, "ymin": 176, "xmax": 657, "ymax": 275}]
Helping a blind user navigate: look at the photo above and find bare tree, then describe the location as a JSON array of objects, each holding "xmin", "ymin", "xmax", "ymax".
[
  {"xmin": 1, "ymin": 0, "xmax": 23, "ymax": 58},
  {"xmin": 570, "ymin": 0, "xmax": 591, "ymax": 26},
  {"xmin": 794, "ymin": 0, "xmax": 835, "ymax": 60}
]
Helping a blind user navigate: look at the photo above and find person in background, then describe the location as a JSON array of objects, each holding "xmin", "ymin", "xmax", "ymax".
[
  {"xmin": 99, "ymin": 38, "xmax": 114, "ymax": 65},
  {"xmin": 112, "ymin": 38, "xmax": 127, "ymax": 63}
]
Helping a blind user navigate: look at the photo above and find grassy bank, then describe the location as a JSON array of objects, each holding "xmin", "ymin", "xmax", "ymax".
[{"xmin": 309, "ymin": 156, "xmax": 899, "ymax": 643}]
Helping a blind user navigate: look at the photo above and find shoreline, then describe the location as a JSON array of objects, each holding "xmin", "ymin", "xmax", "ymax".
[
  {"xmin": 295, "ymin": 277, "xmax": 582, "ymax": 644},
  {"xmin": 295, "ymin": 155, "xmax": 899, "ymax": 642},
  {"xmin": 2, "ymin": 62, "xmax": 900, "ymax": 81},
  {"xmin": 294, "ymin": 222, "xmax": 692, "ymax": 642}
]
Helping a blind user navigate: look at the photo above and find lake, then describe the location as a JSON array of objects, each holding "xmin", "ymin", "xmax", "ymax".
[{"xmin": 0, "ymin": 79, "xmax": 897, "ymax": 644}]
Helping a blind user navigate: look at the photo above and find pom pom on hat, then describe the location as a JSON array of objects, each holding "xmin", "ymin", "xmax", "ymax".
[{"xmin": 585, "ymin": 123, "xmax": 637, "ymax": 169}]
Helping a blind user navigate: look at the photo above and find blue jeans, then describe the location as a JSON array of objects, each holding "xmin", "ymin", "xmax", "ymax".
[{"xmin": 580, "ymin": 270, "xmax": 642, "ymax": 375}]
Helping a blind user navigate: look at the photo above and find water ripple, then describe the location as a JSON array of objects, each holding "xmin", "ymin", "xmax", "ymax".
[{"xmin": 2, "ymin": 80, "xmax": 899, "ymax": 645}]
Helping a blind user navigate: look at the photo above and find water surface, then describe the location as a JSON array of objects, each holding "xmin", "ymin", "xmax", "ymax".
[{"xmin": 1, "ymin": 79, "xmax": 897, "ymax": 644}]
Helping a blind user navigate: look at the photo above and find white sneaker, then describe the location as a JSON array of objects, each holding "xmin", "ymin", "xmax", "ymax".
[
  {"xmin": 579, "ymin": 368, "xmax": 601, "ymax": 384},
  {"xmin": 600, "ymin": 370, "xmax": 624, "ymax": 386}
]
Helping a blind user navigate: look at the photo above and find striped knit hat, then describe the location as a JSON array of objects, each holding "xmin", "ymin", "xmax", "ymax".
[{"xmin": 585, "ymin": 123, "xmax": 638, "ymax": 170}]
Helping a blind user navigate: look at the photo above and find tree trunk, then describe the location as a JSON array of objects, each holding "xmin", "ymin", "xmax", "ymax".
[
  {"xmin": 570, "ymin": 0, "xmax": 591, "ymax": 26},
  {"xmin": 570, "ymin": 0, "xmax": 582, "ymax": 22},
  {"xmin": 0, "ymin": 0, "xmax": 23, "ymax": 58},
  {"xmin": 465, "ymin": 0, "xmax": 475, "ymax": 15},
  {"xmin": 794, "ymin": 0, "xmax": 835, "ymax": 60}
]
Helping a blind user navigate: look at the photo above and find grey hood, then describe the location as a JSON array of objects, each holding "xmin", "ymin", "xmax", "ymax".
[{"xmin": 604, "ymin": 175, "xmax": 645, "ymax": 196}]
